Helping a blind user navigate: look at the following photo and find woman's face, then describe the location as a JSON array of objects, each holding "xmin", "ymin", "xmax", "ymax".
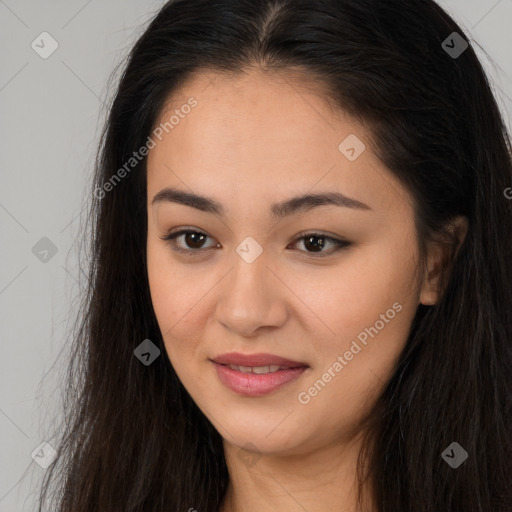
[{"xmin": 146, "ymin": 68, "xmax": 427, "ymax": 455}]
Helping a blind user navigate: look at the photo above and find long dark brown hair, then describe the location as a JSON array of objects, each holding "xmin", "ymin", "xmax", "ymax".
[{"xmin": 37, "ymin": 0, "xmax": 512, "ymax": 510}]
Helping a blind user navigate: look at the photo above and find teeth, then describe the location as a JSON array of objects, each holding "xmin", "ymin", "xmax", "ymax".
[{"xmin": 226, "ymin": 364, "xmax": 292, "ymax": 374}]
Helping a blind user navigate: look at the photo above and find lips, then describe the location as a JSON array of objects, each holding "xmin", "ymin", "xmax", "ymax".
[
  {"xmin": 210, "ymin": 352, "xmax": 310, "ymax": 396},
  {"xmin": 211, "ymin": 362, "xmax": 309, "ymax": 397},
  {"xmin": 211, "ymin": 352, "xmax": 308, "ymax": 368}
]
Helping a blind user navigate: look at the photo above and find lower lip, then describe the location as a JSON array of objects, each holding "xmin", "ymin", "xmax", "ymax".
[{"xmin": 212, "ymin": 362, "xmax": 308, "ymax": 397}]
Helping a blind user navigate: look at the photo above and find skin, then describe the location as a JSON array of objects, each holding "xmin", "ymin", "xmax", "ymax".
[{"xmin": 146, "ymin": 67, "xmax": 467, "ymax": 512}]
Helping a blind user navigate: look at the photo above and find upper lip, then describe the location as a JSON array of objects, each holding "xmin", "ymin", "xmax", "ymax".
[{"xmin": 211, "ymin": 352, "xmax": 309, "ymax": 368}]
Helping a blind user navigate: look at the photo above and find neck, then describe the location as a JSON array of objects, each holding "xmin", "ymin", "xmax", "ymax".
[{"xmin": 218, "ymin": 431, "xmax": 375, "ymax": 512}]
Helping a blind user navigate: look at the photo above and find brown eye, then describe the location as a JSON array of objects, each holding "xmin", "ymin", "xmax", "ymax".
[
  {"xmin": 303, "ymin": 234, "xmax": 327, "ymax": 252},
  {"xmin": 289, "ymin": 232, "xmax": 351, "ymax": 257},
  {"xmin": 181, "ymin": 231, "xmax": 207, "ymax": 249},
  {"xmin": 160, "ymin": 229, "xmax": 218, "ymax": 253}
]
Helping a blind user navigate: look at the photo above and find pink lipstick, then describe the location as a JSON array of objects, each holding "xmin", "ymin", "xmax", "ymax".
[{"xmin": 210, "ymin": 352, "xmax": 309, "ymax": 397}]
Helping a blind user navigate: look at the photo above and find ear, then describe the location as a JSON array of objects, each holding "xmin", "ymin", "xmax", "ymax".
[{"xmin": 419, "ymin": 215, "xmax": 468, "ymax": 306}]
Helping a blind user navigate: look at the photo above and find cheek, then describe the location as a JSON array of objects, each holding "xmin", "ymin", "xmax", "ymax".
[
  {"xmin": 146, "ymin": 238, "xmax": 222, "ymax": 372},
  {"xmin": 146, "ymin": 240, "xmax": 195, "ymax": 360},
  {"xmin": 147, "ymin": 235, "xmax": 195, "ymax": 320},
  {"xmin": 290, "ymin": 239, "xmax": 419, "ymax": 345},
  {"xmin": 147, "ymin": 241, "xmax": 175, "ymax": 330},
  {"xmin": 295, "ymin": 240, "xmax": 419, "ymax": 396},
  {"xmin": 294, "ymin": 280, "xmax": 418, "ymax": 438}
]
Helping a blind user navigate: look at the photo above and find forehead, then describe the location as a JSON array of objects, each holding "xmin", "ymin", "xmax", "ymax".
[
  {"xmin": 146, "ymin": 68, "xmax": 412, "ymax": 217},
  {"xmin": 154, "ymin": 67, "xmax": 352, "ymax": 149},
  {"xmin": 161, "ymin": 66, "xmax": 341, "ymax": 119}
]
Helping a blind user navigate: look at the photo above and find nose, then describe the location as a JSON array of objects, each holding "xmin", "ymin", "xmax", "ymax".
[{"xmin": 214, "ymin": 248, "xmax": 288, "ymax": 337}]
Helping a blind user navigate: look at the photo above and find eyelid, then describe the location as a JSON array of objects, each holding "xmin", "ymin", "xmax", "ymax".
[{"xmin": 160, "ymin": 228, "xmax": 351, "ymax": 257}]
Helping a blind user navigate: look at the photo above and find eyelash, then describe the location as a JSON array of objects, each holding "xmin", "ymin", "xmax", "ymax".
[{"xmin": 159, "ymin": 228, "xmax": 351, "ymax": 258}]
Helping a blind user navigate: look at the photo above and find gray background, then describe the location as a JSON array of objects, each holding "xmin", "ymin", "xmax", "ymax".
[{"xmin": 0, "ymin": 1, "xmax": 511, "ymax": 510}]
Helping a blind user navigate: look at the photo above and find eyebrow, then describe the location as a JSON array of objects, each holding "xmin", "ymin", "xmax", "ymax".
[{"xmin": 151, "ymin": 187, "xmax": 372, "ymax": 219}]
